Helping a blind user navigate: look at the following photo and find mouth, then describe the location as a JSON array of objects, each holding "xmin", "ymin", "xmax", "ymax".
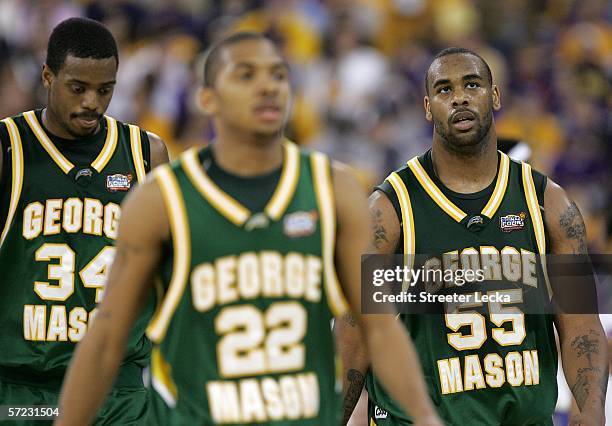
[
  {"xmin": 73, "ymin": 114, "xmax": 100, "ymax": 129},
  {"xmin": 450, "ymin": 110, "xmax": 476, "ymax": 131},
  {"xmin": 253, "ymin": 104, "xmax": 282, "ymax": 122}
]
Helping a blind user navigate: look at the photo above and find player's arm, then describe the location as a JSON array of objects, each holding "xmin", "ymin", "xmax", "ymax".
[
  {"xmin": 56, "ymin": 179, "xmax": 169, "ymax": 426},
  {"xmin": 147, "ymin": 131, "xmax": 170, "ymax": 168},
  {"xmin": 335, "ymin": 189, "xmax": 401, "ymax": 424},
  {"xmin": 546, "ymin": 180, "xmax": 608, "ymax": 425},
  {"xmin": 333, "ymin": 163, "xmax": 441, "ymax": 426}
]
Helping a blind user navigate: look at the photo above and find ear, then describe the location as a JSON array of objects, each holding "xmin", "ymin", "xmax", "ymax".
[
  {"xmin": 41, "ymin": 64, "xmax": 54, "ymax": 89},
  {"xmin": 424, "ymin": 96, "xmax": 432, "ymax": 122},
  {"xmin": 196, "ymin": 86, "xmax": 217, "ymax": 115},
  {"xmin": 492, "ymin": 85, "xmax": 501, "ymax": 111}
]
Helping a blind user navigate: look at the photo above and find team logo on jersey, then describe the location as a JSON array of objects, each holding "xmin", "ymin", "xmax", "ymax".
[
  {"xmin": 374, "ymin": 405, "xmax": 388, "ymax": 419},
  {"xmin": 244, "ymin": 212, "xmax": 270, "ymax": 231},
  {"xmin": 284, "ymin": 210, "xmax": 318, "ymax": 238},
  {"xmin": 106, "ymin": 173, "xmax": 132, "ymax": 192},
  {"xmin": 466, "ymin": 215, "xmax": 484, "ymax": 229},
  {"xmin": 500, "ymin": 212, "xmax": 526, "ymax": 232}
]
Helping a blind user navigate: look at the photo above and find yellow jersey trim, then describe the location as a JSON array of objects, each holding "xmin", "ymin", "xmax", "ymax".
[
  {"xmin": 407, "ymin": 152, "xmax": 511, "ymax": 223},
  {"xmin": 311, "ymin": 152, "xmax": 349, "ymax": 317},
  {"xmin": 265, "ymin": 140, "xmax": 300, "ymax": 220},
  {"xmin": 0, "ymin": 118, "xmax": 24, "ymax": 248},
  {"xmin": 521, "ymin": 162, "xmax": 552, "ymax": 299},
  {"xmin": 481, "ymin": 153, "xmax": 510, "ymax": 218},
  {"xmin": 181, "ymin": 141, "xmax": 301, "ymax": 227},
  {"xmin": 23, "ymin": 111, "xmax": 119, "ymax": 175},
  {"xmin": 146, "ymin": 165, "xmax": 191, "ymax": 343},
  {"xmin": 151, "ymin": 347, "xmax": 178, "ymax": 407},
  {"xmin": 90, "ymin": 116, "xmax": 118, "ymax": 173},
  {"xmin": 407, "ymin": 157, "xmax": 467, "ymax": 222},
  {"xmin": 182, "ymin": 148, "xmax": 250, "ymax": 226},
  {"xmin": 24, "ymin": 110, "xmax": 73, "ymax": 174},
  {"xmin": 386, "ymin": 172, "xmax": 415, "ymax": 256},
  {"xmin": 128, "ymin": 124, "xmax": 147, "ymax": 183}
]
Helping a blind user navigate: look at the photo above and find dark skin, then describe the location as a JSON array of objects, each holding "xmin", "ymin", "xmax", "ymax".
[
  {"xmin": 0, "ymin": 54, "xmax": 169, "ymax": 183},
  {"xmin": 338, "ymin": 53, "xmax": 608, "ymax": 425}
]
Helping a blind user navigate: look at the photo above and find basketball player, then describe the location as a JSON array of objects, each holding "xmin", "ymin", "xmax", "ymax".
[
  {"xmin": 56, "ymin": 33, "xmax": 442, "ymax": 425},
  {"xmin": 338, "ymin": 48, "xmax": 608, "ymax": 425},
  {"xmin": 0, "ymin": 18, "xmax": 168, "ymax": 424}
]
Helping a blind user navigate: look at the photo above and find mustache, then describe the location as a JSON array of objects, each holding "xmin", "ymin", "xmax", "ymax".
[
  {"xmin": 448, "ymin": 108, "xmax": 478, "ymax": 124},
  {"xmin": 71, "ymin": 112, "xmax": 101, "ymax": 120}
]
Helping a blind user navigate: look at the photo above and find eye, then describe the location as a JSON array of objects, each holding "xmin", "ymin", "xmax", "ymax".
[
  {"xmin": 273, "ymin": 69, "xmax": 287, "ymax": 81},
  {"xmin": 98, "ymin": 87, "xmax": 112, "ymax": 96},
  {"xmin": 438, "ymin": 86, "xmax": 451, "ymax": 94},
  {"xmin": 466, "ymin": 82, "xmax": 480, "ymax": 89},
  {"xmin": 238, "ymin": 71, "xmax": 253, "ymax": 81},
  {"xmin": 71, "ymin": 85, "xmax": 85, "ymax": 94}
]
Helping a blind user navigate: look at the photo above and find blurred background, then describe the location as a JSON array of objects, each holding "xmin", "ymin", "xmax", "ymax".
[
  {"xmin": 0, "ymin": 0, "xmax": 609, "ymax": 252},
  {"xmin": 0, "ymin": 1, "xmax": 609, "ymax": 423}
]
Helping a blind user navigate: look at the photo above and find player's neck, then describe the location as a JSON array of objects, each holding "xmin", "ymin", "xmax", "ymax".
[
  {"xmin": 431, "ymin": 137, "xmax": 498, "ymax": 194},
  {"xmin": 212, "ymin": 131, "xmax": 284, "ymax": 177}
]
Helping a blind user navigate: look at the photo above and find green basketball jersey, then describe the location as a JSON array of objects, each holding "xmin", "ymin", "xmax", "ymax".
[
  {"xmin": 366, "ymin": 151, "xmax": 558, "ymax": 426},
  {"xmin": 0, "ymin": 109, "xmax": 153, "ymax": 389},
  {"xmin": 146, "ymin": 141, "xmax": 349, "ymax": 425}
]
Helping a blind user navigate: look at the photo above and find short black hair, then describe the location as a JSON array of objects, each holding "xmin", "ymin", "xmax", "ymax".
[
  {"xmin": 46, "ymin": 17, "xmax": 118, "ymax": 74},
  {"xmin": 203, "ymin": 32, "xmax": 272, "ymax": 87},
  {"xmin": 425, "ymin": 47, "xmax": 492, "ymax": 94}
]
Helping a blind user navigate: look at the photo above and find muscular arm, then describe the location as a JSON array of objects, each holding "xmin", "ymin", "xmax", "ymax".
[
  {"xmin": 147, "ymin": 131, "xmax": 170, "ymax": 168},
  {"xmin": 546, "ymin": 180, "xmax": 608, "ymax": 424},
  {"xmin": 336, "ymin": 190, "xmax": 401, "ymax": 424},
  {"xmin": 333, "ymin": 165, "xmax": 440, "ymax": 425},
  {"xmin": 56, "ymin": 180, "xmax": 170, "ymax": 425}
]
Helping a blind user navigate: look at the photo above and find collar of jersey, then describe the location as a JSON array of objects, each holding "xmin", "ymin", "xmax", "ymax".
[
  {"xmin": 407, "ymin": 151, "xmax": 510, "ymax": 223},
  {"xmin": 181, "ymin": 140, "xmax": 301, "ymax": 227},
  {"xmin": 23, "ymin": 110, "xmax": 118, "ymax": 175}
]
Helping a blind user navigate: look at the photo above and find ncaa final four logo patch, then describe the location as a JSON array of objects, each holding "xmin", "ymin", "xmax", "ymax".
[
  {"xmin": 284, "ymin": 210, "xmax": 318, "ymax": 238},
  {"xmin": 106, "ymin": 173, "xmax": 132, "ymax": 192},
  {"xmin": 500, "ymin": 212, "xmax": 526, "ymax": 232}
]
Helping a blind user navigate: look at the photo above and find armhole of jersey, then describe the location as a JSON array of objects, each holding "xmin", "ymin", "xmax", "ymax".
[
  {"xmin": 141, "ymin": 129, "xmax": 152, "ymax": 173},
  {"xmin": 521, "ymin": 162, "xmax": 552, "ymax": 299},
  {"xmin": 386, "ymin": 173, "xmax": 415, "ymax": 295},
  {"xmin": 128, "ymin": 124, "xmax": 147, "ymax": 183},
  {"xmin": 310, "ymin": 152, "xmax": 349, "ymax": 317},
  {"xmin": 146, "ymin": 165, "xmax": 191, "ymax": 344},
  {"xmin": 151, "ymin": 346, "xmax": 178, "ymax": 407},
  {"xmin": 0, "ymin": 118, "xmax": 24, "ymax": 248}
]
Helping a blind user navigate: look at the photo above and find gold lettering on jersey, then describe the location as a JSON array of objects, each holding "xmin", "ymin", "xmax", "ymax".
[
  {"xmin": 23, "ymin": 304, "xmax": 96, "ymax": 343},
  {"xmin": 437, "ymin": 350, "xmax": 539, "ymax": 395},
  {"xmin": 424, "ymin": 246, "xmax": 538, "ymax": 289},
  {"xmin": 191, "ymin": 252, "xmax": 322, "ymax": 313},
  {"xmin": 22, "ymin": 199, "xmax": 120, "ymax": 240},
  {"xmin": 206, "ymin": 372, "xmax": 319, "ymax": 423}
]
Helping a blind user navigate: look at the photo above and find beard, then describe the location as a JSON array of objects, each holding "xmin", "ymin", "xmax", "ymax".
[{"xmin": 434, "ymin": 106, "xmax": 494, "ymax": 157}]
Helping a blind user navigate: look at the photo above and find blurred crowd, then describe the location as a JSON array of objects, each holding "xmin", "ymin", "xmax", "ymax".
[{"xmin": 0, "ymin": 0, "xmax": 609, "ymax": 251}]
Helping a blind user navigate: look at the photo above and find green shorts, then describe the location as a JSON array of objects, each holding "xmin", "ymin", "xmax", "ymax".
[{"xmin": 0, "ymin": 379, "xmax": 148, "ymax": 426}]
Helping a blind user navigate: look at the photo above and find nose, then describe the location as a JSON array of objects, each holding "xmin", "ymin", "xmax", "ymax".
[
  {"xmin": 81, "ymin": 89, "xmax": 99, "ymax": 111},
  {"xmin": 258, "ymin": 76, "xmax": 280, "ymax": 97},
  {"xmin": 451, "ymin": 87, "xmax": 469, "ymax": 107}
]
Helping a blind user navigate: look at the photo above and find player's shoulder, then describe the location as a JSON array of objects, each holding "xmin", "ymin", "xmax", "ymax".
[
  {"xmin": 376, "ymin": 152, "xmax": 426, "ymax": 196},
  {"xmin": 1, "ymin": 109, "xmax": 37, "ymax": 129},
  {"xmin": 507, "ymin": 156, "xmax": 548, "ymax": 203}
]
